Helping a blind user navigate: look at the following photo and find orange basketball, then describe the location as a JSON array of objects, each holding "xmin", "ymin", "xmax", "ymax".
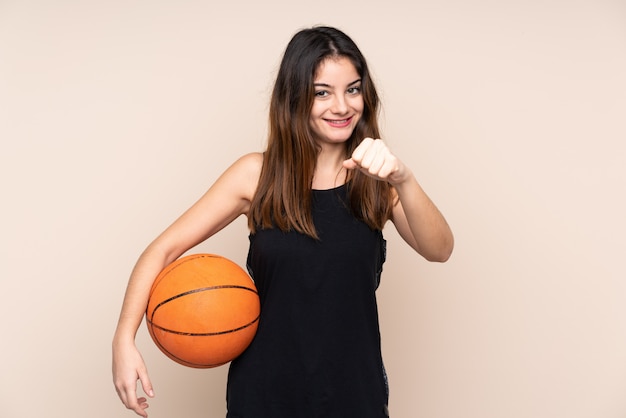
[{"xmin": 145, "ymin": 253, "xmax": 260, "ymax": 368}]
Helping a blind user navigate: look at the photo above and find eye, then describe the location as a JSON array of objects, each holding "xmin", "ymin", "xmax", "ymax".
[
  {"xmin": 347, "ymin": 86, "xmax": 361, "ymax": 95},
  {"xmin": 315, "ymin": 90, "xmax": 329, "ymax": 98}
]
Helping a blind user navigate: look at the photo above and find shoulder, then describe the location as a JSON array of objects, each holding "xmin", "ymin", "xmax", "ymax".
[
  {"xmin": 218, "ymin": 152, "xmax": 263, "ymax": 203},
  {"xmin": 230, "ymin": 152, "xmax": 263, "ymax": 187},
  {"xmin": 233, "ymin": 152, "xmax": 263, "ymax": 174}
]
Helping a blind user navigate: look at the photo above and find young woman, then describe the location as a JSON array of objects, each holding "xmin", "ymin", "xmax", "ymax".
[{"xmin": 113, "ymin": 26, "xmax": 453, "ymax": 418}]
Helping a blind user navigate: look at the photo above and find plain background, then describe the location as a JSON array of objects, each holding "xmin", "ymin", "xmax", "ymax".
[{"xmin": 1, "ymin": 1, "xmax": 625, "ymax": 417}]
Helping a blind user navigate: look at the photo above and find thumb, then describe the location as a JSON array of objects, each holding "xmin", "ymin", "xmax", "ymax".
[{"xmin": 343, "ymin": 158, "xmax": 358, "ymax": 170}]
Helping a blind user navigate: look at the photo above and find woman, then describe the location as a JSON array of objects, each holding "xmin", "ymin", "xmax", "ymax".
[{"xmin": 113, "ymin": 26, "xmax": 453, "ymax": 418}]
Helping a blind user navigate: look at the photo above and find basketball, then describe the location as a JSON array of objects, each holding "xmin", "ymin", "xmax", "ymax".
[{"xmin": 145, "ymin": 253, "xmax": 260, "ymax": 368}]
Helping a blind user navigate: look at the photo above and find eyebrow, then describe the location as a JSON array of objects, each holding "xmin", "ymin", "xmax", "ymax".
[{"xmin": 313, "ymin": 78, "xmax": 362, "ymax": 88}]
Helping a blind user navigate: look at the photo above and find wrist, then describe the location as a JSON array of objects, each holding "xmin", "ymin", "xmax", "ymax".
[
  {"xmin": 113, "ymin": 327, "xmax": 138, "ymax": 348},
  {"xmin": 388, "ymin": 165, "xmax": 414, "ymax": 188}
]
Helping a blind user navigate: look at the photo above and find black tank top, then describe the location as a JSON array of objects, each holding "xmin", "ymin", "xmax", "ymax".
[{"xmin": 226, "ymin": 184, "xmax": 389, "ymax": 418}]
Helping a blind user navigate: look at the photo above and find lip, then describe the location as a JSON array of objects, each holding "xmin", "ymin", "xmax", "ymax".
[{"xmin": 324, "ymin": 116, "xmax": 353, "ymax": 128}]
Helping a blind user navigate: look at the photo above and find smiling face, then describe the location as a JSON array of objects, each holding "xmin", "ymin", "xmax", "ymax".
[{"xmin": 309, "ymin": 56, "xmax": 364, "ymax": 148}]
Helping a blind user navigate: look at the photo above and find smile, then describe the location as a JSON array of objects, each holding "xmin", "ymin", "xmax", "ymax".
[{"xmin": 324, "ymin": 117, "xmax": 352, "ymax": 128}]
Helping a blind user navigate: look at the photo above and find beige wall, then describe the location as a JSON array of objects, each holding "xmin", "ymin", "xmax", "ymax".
[{"xmin": 1, "ymin": 1, "xmax": 625, "ymax": 417}]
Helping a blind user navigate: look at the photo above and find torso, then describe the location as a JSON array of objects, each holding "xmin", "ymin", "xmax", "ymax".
[{"xmin": 226, "ymin": 184, "xmax": 389, "ymax": 418}]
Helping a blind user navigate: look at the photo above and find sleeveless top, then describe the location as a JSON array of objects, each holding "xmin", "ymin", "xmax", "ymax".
[{"xmin": 226, "ymin": 184, "xmax": 389, "ymax": 418}]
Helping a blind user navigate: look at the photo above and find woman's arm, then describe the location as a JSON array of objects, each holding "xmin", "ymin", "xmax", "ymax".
[
  {"xmin": 389, "ymin": 174, "xmax": 453, "ymax": 262},
  {"xmin": 344, "ymin": 138, "xmax": 453, "ymax": 262},
  {"xmin": 112, "ymin": 152, "xmax": 262, "ymax": 416}
]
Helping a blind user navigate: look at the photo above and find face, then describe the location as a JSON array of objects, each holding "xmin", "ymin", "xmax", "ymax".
[{"xmin": 309, "ymin": 56, "xmax": 364, "ymax": 147}]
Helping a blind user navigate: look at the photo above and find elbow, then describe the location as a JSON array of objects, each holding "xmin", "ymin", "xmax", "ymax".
[
  {"xmin": 432, "ymin": 249, "xmax": 453, "ymax": 263},
  {"xmin": 423, "ymin": 235, "xmax": 454, "ymax": 263},
  {"xmin": 425, "ymin": 249, "xmax": 452, "ymax": 263}
]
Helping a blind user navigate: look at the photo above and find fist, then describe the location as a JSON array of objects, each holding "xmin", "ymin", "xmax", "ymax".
[{"xmin": 343, "ymin": 137, "xmax": 406, "ymax": 185}]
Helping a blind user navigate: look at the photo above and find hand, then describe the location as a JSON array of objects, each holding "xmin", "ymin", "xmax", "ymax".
[
  {"xmin": 343, "ymin": 137, "xmax": 408, "ymax": 185},
  {"xmin": 113, "ymin": 341, "xmax": 154, "ymax": 417}
]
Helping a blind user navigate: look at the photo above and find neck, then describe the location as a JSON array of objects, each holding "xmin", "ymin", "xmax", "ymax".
[{"xmin": 313, "ymin": 147, "xmax": 347, "ymax": 190}]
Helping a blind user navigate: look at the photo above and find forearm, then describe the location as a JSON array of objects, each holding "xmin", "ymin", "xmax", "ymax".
[
  {"xmin": 113, "ymin": 245, "xmax": 175, "ymax": 345},
  {"xmin": 392, "ymin": 171, "xmax": 454, "ymax": 262}
]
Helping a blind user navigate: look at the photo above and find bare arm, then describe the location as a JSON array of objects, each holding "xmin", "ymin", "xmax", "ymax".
[
  {"xmin": 389, "ymin": 173, "xmax": 453, "ymax": 262},
  {"xmin": 112, "ymin": 153, "xmax": 262, "ymax": 416},
  {"xmin": 344, "ymin": 138, "xmax": 453, "ymax": 262}
]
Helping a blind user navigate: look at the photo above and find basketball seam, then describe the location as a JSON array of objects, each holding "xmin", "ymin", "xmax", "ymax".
[
  {"xmin": 149, "ymin": 284, "xmax": 258, "ymax": 317},
  {"xmin": 150, "ymin": 254, "xmax": 230, "ymax": 293},
  {"xmin": 147, "ymin": 285, "xmax": 260, "ymax": 336},
  {"xmin": 146, "ymin": 314, "xmax": 260, "ymax": 336},
  {"xmin": 148, "ymin": 330, "xmax": 238, "ymax": 368}
]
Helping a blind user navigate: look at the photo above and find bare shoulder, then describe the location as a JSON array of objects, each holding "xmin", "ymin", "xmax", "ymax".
[
  {"xmin": 230, "ymin": 152, "xmax": 263, "ymax": 188},
  {"xmin": 217, "ymin": 152, "xmax": 263, "ymax": 204},
  {"xmin": 233, "ymin": 152, "xmax": 263, "ymax": 177}
]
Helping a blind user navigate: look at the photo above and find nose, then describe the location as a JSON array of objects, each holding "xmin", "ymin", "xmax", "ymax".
[{"xmin": 330, "ymin": 94, "xmax": 349, "ymax": 115}]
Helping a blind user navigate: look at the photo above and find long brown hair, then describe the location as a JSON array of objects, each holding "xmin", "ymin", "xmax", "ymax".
[{"xmin": 249, "ymin": 26, "xmax": 393, "ymax": 238}]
